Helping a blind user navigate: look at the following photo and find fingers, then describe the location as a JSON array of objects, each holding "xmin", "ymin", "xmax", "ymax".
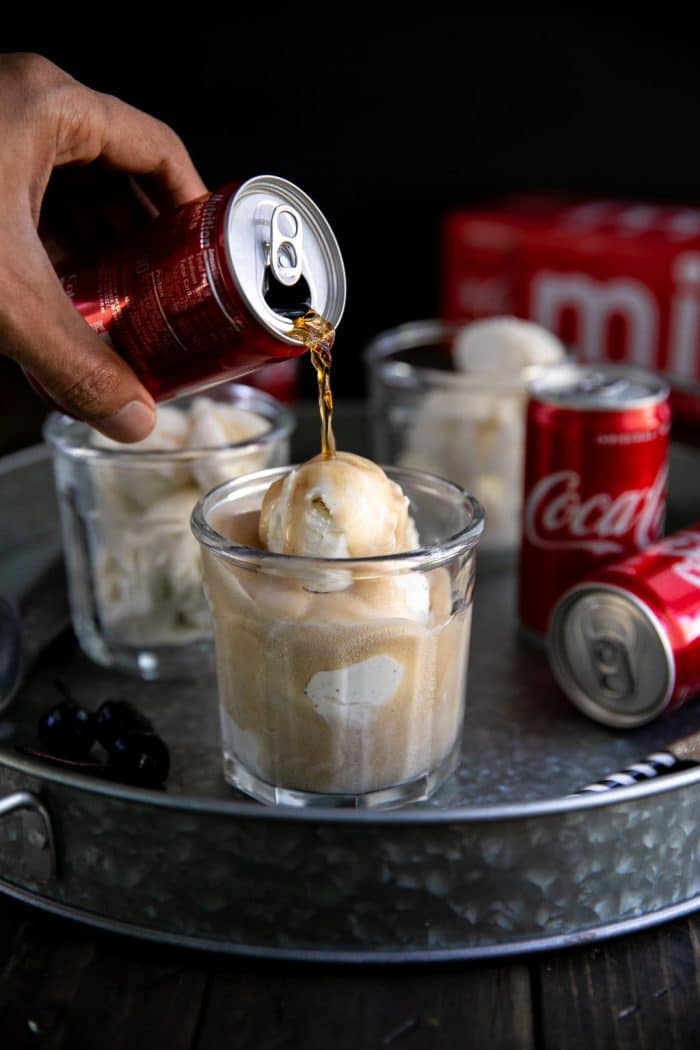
[
  {"xmin": 54, "ymin": 83, "xmax": 207, "ymax": 210},
  {"xmin": 0, "ymin": 232, "xmax": 156, "ymax": 442},
  {"xmin": 0, "ymin": 54, "xmax": 205, "ymax": 442},
  {"xmin": 0, "ymin": 54, "xmax": 207, "ymax": 216}
]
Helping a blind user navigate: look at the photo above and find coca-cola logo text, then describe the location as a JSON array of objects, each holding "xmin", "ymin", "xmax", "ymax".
[{"xmin": 524, "ymin": 468, "xmax": 666, "ymax": 554}]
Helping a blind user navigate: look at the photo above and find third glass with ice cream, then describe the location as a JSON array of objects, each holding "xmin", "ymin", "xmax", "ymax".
[{"xmin": 192, "ymin": 457, "xmax": 484, "ymax": 809}]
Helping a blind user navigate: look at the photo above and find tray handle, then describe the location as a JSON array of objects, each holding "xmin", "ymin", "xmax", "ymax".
[{"xmin": 0, "ymin": 791, "xmax": 56, "ymax": 882}]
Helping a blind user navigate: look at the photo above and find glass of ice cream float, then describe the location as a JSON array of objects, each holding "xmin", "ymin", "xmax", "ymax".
[
  {"xmin": 191, "ymin": 453, "xmax": 484, "ymax": 809},
  {"xmin": 45, "ymin": 384, "xmax": 293, "ymax": 680},
  {"xmin": 364, "ymin": 317, "xmax": 567, "ymax": 560}
]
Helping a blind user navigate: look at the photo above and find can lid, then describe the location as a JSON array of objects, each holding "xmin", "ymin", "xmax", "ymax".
[
  {"xmin": 224, "ymin": 175, "xmax": 346, "ymax": 344},
  {"xmin": 547, "ymin": 583, "xmax": 675, "ymax": 727},
  {"xmin": 530, "ymin": 363, "xmax": 669, "ymax": 411}
]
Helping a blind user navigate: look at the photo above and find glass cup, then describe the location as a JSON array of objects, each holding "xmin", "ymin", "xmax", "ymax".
[
  {"xmin": 364, "ymin": 320, "xmax": 563, "ymax": 559},
  {"xmin": 45, "ymin": 384, "xmax": 293, "ymax": 680},
  {"xmin": 192, "ymin": 465, "xmax": 484, "ymax": 809}
]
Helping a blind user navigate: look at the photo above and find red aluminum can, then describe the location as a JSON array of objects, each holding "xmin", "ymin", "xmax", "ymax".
[
  {"xmin": 548, "ymin": 524, "xmax": 700, "ymax": 726},
  {"xmin": 518, "ymin": 363, "xmax": 670, "ymax": 639},
  {"xmin": 56, "ymin": 174, "xmax": 345, "ymax": 402}
]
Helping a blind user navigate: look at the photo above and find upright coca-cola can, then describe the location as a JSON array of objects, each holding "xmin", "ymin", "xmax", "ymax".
[
  {"xmin": 56, "ymin": 174, "xmax": 346, "ymax": 402},
  {"xmin": 518, "ymin": 364, "xmax": 670, "ymax": 639},
  {"xmin": 548, "ymin": 525, "xmax": 700, "ymax": 726}
]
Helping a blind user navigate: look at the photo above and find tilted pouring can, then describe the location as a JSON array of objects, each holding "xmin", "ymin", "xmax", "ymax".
[{"xmin": 55, "ymin": 174, "xmax": 346, "ymax": 402}]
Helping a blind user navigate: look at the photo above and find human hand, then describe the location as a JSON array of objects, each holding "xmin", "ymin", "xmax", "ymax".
[{"xmin": 0, "ymin": 53, "xmax": 207, "ymax": 441}]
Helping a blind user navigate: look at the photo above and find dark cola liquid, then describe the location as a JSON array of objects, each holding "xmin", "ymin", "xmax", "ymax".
[
  {"xmin": 265, "ymin": 270, "xmax": 336, "ymax": 457},
  {"xmin": 290, "ymin": 311, "xmax": 337, "ymax": 458}
]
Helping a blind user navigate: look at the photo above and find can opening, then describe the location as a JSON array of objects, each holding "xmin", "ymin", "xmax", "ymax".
[
  {"xmin": 263, "ymin": 268, "xmax": 312, "ymax": 320},
  {"xmin": 590, "ymin": 636, "xmax": 635, "ymax": 700}
]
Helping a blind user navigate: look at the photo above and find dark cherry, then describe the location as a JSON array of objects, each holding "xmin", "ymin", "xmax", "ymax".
[
  {"xmin": 37, "ymin": 701, "xmax": 95, "ymax": 759},
  {"xmin": 94, "ymin": 700, "xmax": 153, "ymax": 749},
  {"xmin": 107, "ymin": 731, "xmax": 170, "ymax": 788}
]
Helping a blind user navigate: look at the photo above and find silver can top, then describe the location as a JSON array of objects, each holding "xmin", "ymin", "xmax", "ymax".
[
  {"xmin": 224, "ymin": 175, "xmax": 346, "ymax": 345},
  {"xmin": 547, "ymin": 583, "xmax": 675, "ymax": 727},
  {"xmin": 529, "ymin": 363, "xmax": 669, "ymax": 411}
]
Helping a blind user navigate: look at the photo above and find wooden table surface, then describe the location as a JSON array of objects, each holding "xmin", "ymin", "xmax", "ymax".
[{"xmin": 1, "ymin": 892, "xmax": 698, "ymax": 1049}]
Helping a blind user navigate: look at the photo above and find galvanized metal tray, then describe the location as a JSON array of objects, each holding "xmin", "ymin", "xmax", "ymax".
[{"xmin": 2, "ymin": 407, "xmax": 700, "ymax": 962}]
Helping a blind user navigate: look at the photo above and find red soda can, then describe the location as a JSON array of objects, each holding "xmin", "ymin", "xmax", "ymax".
[
  {"xmin": 518, "ymin": 363, "xmax": 670, "ymax": 638},
  {"xmin": 548, "ymin": 524, "xmax": 700, "ymax": 726},
  {"xmin": 56, "ymin": 175, "xmax": 345, "ymax": 402}
]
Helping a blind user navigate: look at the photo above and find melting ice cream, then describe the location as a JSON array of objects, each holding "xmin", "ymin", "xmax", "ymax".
[
  {"xmin": 259, "ymin": 451, "xmax": 419, "ymax": 557},
  {"xmin": 203, "ymin": 453, "xmax": 474, "ymax": 797}
]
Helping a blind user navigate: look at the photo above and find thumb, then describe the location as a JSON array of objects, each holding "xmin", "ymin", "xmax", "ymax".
[{"xmin": 1, "ymin": 240, "xmax": 156, "ymax": 442}]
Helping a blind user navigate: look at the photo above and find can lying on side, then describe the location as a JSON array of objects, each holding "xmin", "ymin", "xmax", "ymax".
[{"xmin": 549, "ymin": 524, "xmax": 700, "ymax": 727}]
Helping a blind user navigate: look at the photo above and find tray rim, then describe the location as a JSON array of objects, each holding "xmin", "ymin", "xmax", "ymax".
[
  {"xmin": 1, "ymin": 875, "xmax": 699, "ymax": 963},
  {"xmin": 0, "ymin": 441, "xmax": 52, "ymax": 476},
  {"xmin": 3, "ymin": 747, "xmax": 700, "ymax": 825}
]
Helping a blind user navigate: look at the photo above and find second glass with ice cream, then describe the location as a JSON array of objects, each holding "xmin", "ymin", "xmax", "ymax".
[
  {"xmin": 192, "ymin": 451, "xmax": 483, "ymax": 808},
  {"xmin": 46, "ymin": 384, "xmax": 293, "ymax": 680},
  {"xmin": 364, "ymin": 317, "xmax": 567, "ymax": 556}
]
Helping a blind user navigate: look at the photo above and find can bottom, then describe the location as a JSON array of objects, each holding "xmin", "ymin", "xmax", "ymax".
[{"xmin": 547, "ymin": 583, "xmax": 675, "ymax": 728}]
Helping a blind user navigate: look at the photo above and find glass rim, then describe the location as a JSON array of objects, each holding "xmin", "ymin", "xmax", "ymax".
[
  {"xmin": 363, "ymin": 318, "xmax": 569, "ymax": 392},
  {"xmin": 191, "ymin": 463, "xmax": 485, "ymax": 572},
  {"xmin": 42, "ymin": 383, "xmax": 295, "ymax": 462}
]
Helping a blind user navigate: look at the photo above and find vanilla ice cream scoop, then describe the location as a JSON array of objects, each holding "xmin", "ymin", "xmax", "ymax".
[
  {"xmin": 259, "ymin": 452, "xmax": 419, "ymax": 558},
  {"xmin": 185, "ymin": 398, "xmax": 270, "ymax": 449},
  {"xmin": 186, "ymin": 398, "xmax": 270, "ymax": 493},
  {"xmin": 453, "ymin": 317, "xmax": 565, "ymax": 373}
]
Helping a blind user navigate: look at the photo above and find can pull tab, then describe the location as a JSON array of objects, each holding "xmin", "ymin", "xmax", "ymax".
[
  {"xmin": 269, "ymin": 205, "xmax": 303, "ymax": 287},
  {"xmin": 591, "ymin": 636, "xmax": 635, "ymax": 700}
]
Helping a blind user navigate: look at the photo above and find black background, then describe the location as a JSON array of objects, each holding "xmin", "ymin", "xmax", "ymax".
[{"xmin": 5, "ymin": 13, "xmax": 700, "ymax": 399}]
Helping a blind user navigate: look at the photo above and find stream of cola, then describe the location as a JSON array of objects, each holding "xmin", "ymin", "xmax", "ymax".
[{"xmin": 291, "ymin": 311, "xmax": 336, "ymax": 458}]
